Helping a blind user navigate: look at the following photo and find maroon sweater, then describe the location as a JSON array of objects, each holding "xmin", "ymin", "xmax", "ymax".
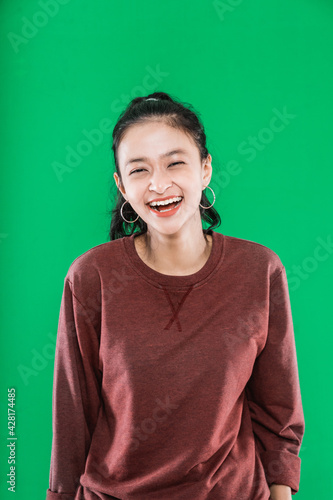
[{"xmin": 46, "ymin": 230, "xmax": 305, "ymax": 500}]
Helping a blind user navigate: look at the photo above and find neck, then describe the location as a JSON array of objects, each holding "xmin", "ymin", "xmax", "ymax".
[{"xmin": 135, "ymin": 225, "xmax": 212, "ymax": 276}]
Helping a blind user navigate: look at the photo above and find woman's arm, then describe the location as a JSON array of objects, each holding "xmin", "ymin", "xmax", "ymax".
[
  {"xmin": 269, "ymin": 483, "xmax": 292, "ymax": 500},
  {"xmin": 245, "ymin": 266, "xmax": 305, "ymax": 495},
  {"xmin": 46, "ymin": 276, "xmax": 102, "ymax": 499}
]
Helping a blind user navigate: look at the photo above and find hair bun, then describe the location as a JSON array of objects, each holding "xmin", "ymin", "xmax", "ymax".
[{"xmin": 145, "ymin": 92, "xmax": 173, "ymax": 102}]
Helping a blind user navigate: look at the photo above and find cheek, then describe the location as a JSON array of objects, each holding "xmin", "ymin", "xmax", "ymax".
[
  {"xmin": 181, "ymin": 186, "xmax": 203, "ymax": 211},
  {"xmin": 125, "ymin": 179, "xmax": 143, "ymax": 195},
  {"xmin": 126, "ymin": 183, "xmax": 148, "ymax": 207},
  {"xmin": 174, "ymin": 169, "xmax": 200, "ymax": 187}
]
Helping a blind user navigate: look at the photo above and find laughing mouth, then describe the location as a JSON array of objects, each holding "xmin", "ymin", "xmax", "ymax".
[{"xmin": 149, "ymin": 198, "xmax": 183, "ymax": 212}]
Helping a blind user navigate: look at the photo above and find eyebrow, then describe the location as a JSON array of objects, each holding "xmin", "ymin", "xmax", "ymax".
[{"xmin": 125, "ymin": 148, "xmax": 189, "ymax": 169}]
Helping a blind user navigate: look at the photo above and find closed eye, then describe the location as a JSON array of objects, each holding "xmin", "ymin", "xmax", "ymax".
[
  {"xmin": 130, "ymin": 168, "xmax": 145, "ymax": 174},
  {"xmin": 130, "ymin": 161, "xmax": 184, "ymax": 175}
]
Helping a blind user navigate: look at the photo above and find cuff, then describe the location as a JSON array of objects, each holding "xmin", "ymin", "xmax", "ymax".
[
  {"xmin": 260, "ymin": 450, "xmax": 301, "ymax": 495},
  {"xmin": 46, "ymin": 488, "xmax": 76, "ymax": 500}
]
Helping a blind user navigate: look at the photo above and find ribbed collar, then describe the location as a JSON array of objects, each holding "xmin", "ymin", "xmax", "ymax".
[{"xmin": 122, "ymin": 230, "xmax": 224, "ymax": 289}]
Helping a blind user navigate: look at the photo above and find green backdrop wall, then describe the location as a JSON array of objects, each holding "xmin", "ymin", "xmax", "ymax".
[{"xmin": 1, "ymin": 1, "xmax": 332, "ymax": 498}]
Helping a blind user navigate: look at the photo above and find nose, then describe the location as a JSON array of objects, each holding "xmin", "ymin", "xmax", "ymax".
[{"xmin": 149, "ymin": 167, "xmax": 173, "ymax": 193}]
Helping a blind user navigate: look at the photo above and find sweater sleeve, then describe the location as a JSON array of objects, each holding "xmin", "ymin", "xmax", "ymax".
[
  {"xmin": 245, "ymin": 266, "xmax": 305, "ymax": 495},
  {"xmin": 46, "ymin": 276, "xmax": 102, "ymax": 500}
]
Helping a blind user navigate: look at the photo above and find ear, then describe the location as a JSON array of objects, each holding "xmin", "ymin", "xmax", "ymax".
[
  {"xmin": 201, "ymin": 154, "xmax": 213, "ymax": 187},
  {"xmin": 114, "ymin": 173, "xmax": 127, "ymax": 199}
]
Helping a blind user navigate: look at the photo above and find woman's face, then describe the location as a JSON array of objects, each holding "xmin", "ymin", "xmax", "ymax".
[{"xmin": 114, "ymin": 120, "xmax": 212, "ymax": 236}]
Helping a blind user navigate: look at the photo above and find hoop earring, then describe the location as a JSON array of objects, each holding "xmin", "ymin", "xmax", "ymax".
[
  {"xmin": 120, "ymin": 200, "xmax": 140, "ymax": 223},
  {"xmin": 199, "ymin": 185, "xmax": 216, "ymax": 209}
]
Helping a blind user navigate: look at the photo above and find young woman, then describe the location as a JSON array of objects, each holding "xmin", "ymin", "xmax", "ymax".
[{"xmin": 46, "ymin": 92, "xmax": 305, "ymax": 500}]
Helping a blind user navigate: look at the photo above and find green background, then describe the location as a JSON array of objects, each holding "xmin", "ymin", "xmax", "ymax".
[{"xmin": 1, "ymin": 0, "xmax": 332, "ymax": 498}]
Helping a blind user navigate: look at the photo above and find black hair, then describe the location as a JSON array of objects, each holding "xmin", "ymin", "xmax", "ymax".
[{"xmin": 107, "ymin": 91, "xmax": 221, "ymax": 241}]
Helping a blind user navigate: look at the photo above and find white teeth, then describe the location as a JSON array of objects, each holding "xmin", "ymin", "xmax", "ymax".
[{"xmin": 149, "ymin": 196, "xmax": 182, "ymax": 207}]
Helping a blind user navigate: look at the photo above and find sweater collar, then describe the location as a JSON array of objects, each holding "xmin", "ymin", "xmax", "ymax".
[{"xmin": 122, "ymin": 230, "xmax": 224, "ymax": 289}]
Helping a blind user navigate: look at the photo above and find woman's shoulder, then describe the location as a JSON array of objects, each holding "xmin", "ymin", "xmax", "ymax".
[
  {"xmin": 220, "ymin": 232, "xmax": 284, "ymax": 281},
  {"xmin": 223, "ymin": 232, "xmax": 282, "ymax": 258},
  {"xmin": 64, "ymin": 237, "xmax": 127, "ymax": 287}
]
